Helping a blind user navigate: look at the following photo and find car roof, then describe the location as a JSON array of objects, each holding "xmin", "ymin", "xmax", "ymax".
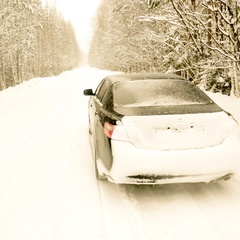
[{"xmin": 106, "ymin": 72, "xmax": 186, "ymax": 83}]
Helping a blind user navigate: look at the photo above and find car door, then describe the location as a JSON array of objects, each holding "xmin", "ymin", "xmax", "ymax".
[
  {"xmin": 89, "ymin": 78, "xmax": 110, "ymax": 143},
  {"xmin": 90, "ymin": 79, "xmax": 113, "ymax": 170},
  {"xmin": 88, "ymin": 79, "xmax": 104, "ymax": 136}
]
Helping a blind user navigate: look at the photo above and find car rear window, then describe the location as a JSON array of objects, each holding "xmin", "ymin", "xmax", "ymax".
[{"xmin": 113, "ymin": 79, "xmax": 212, "ymax": 107}]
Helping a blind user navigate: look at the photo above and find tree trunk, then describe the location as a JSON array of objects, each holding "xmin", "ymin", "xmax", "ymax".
[
  {"xmin": 207, "ymin": 1, "xmax": 212, "ymax": 48},
  {"xmin": 232, "ymin": 61, "xmax": 240, "ymax": 96},
  {"xmin": 0, "ymin": 54, "xmax": 6, "ymax": 90}
]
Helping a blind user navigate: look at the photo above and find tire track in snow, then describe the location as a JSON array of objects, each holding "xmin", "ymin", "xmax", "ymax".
[
  {"xmin": 0, "ymin": 77, "xmax": 106, "ymax": 240},
  {"xmin": 182, "ymin": 180, "xmax": 240, "ymax": 240},
  {"xmin": 120, "ymin": 183, "xmax": 234, "ymax": 240},
  {"xmin": 97, "ymin": 181, "xmax": 149, "ymax": 240},
  {"xmin": 0, "ymin": 94, "xmax": 71, "ymax": 221},
  {"xmin": 0, "ymin": 87, "xmax": 69, "ymax": 202}
]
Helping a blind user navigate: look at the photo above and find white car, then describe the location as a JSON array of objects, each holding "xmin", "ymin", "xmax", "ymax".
[{"xmin": 84, "ymin": 73, "xmax": 240, "ymax": 184}]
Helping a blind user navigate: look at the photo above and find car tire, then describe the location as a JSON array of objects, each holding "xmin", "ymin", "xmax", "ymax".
[
  {"xmin": 94, "ymin": 158, "xmax": 106, "ymax": 180},
  {"xmin": 94, "ymin": 144, "xmax": 107, "ymax": 180}
]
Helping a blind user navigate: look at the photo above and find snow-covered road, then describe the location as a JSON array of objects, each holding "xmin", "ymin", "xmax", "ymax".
[{"xmin": 0, "ymin": 67, "xmax": 240, "ymax": 240}]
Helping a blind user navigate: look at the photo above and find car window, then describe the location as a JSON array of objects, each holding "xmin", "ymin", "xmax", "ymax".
[
  {"xmin": 113, "ymin": 79, "xmax": 213, "ymax": 107},
  {"xmin": 95, "ymin": 80, "xmax": 105, "ymax": 99},
  {"xmin": 95, "ymin": 79, "xmax": 110, "ymax": 101},
  {"xmin": 102, "ymin": 87, "xmax": 113, "ymax": 110}
]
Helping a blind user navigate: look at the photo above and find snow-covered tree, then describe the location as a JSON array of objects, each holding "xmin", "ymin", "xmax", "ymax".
[
  {"xmin": 0, "ymin": 0, "xmax": 81, "ymax": 90},
  {"xmin": 89, "ymin": 0, "xmax": 172, "ymax": 72},
  {"xmin": 169, "ymin": 0, "xmax": 240, "ymax": 95},
  {"xmin": 89, "ymin": 0, "xmax": 240, "ymax": 96}
]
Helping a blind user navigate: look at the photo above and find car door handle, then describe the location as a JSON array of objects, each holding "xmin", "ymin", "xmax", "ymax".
[{"xmin": 95, "ymin": 111, "xmax": 98, "ymax": 116}]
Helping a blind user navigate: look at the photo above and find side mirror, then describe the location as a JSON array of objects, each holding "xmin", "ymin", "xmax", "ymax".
[{"xmin": 83, "ymin": 89, "xmax": 94, "ymax": 96}]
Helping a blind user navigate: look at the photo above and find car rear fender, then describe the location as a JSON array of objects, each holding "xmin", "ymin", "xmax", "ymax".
[{"xmin": 95, "ymin": 107, "xmax": 122, "ymax": 171}]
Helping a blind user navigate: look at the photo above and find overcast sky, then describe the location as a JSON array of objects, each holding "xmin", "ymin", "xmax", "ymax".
[{"xmin": 55, "ymin": 0, "xmax": 101, "ymax": 51}]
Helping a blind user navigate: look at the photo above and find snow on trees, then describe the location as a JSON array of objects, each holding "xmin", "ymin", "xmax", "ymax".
[
  {"xmin": 89, "ymin": 0, "xmax": 240, "ymax": 96},
  {"xmin": 147, "ymin": 0, "xmax": 160, "ymax": 9},
  {"xmin": 0, "ymin": 0, "xmax": 80, "ymax": 90}
]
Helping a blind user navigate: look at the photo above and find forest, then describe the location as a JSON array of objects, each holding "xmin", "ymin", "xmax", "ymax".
[
  {"xmin": 0, "ymin": 0, "xmax": 80, "ymax": 90},
  {"xmin": 89, "ymin": 0, "xmax": 240, "ymax": 96}
]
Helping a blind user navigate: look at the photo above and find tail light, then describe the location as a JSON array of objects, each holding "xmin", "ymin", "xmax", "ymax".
[
  {"xmin": 104, "ymin": 122, "xmax": 115, "ymax": 138},
  {"xmin": 104, "ymin": 122, "xmax": 129, "ymax": 142}
]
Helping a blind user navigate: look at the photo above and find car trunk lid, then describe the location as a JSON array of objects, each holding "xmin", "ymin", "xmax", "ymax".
[{"xmin": 120, "ymin": 111, "xmax": 231, "ymax": 150}]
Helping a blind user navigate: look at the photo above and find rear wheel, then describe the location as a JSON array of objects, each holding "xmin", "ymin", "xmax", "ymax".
[
  {"xmin": 94, "ymin": 158, "xmax": 106, "ymax": 180},
  {"xmin": 94, "ymin": 143, "xmax": 107, "ymax": 180}
]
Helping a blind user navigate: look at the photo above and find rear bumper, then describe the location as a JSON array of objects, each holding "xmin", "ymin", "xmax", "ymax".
[{"xmin": 101, "ymin": 137, "xmax": 240, "ymax": 184}]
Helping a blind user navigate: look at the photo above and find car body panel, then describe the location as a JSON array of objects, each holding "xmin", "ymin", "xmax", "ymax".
[
  {"xmin": 84, "ymin": 72, "xmax": 240, "ymax": 184},
  {"xmin": 89, "ymin": 98, "xmax": 113, "ymax": 171},
  {"xmin": 103, "ymin": 136, "xmax": 240, "ymax": 184}
]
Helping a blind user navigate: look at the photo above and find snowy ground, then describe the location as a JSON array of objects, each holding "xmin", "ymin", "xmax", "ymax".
[{"xmin": 0, "ymin": 67, "xmax": 240, "ymax": 240}]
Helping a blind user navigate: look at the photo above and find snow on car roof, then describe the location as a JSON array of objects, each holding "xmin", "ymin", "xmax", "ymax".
[{"xmin": 106, "ymin": 72, "xmax": 186, "ymax": 83}]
